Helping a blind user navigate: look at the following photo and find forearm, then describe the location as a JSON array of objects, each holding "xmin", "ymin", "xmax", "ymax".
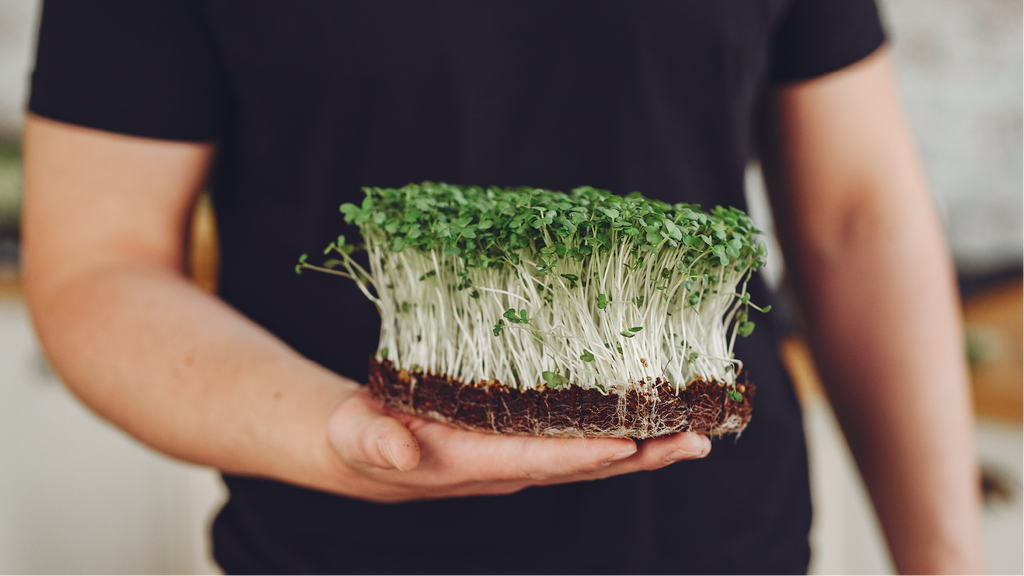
[
  {"xmin": 790, "ymin": 201, "xmax": 984, "ymax": 573},
  {"xmin": 25, "ymin": 258, "xmax": 356, "ymax": 493}
]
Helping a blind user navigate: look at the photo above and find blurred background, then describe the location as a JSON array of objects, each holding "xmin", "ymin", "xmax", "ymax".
[{"xmin": 0, "ymin": 0, "xmax": 1020, "ymax": 573}]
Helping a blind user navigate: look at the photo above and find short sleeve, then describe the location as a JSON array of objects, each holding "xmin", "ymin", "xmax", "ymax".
[
  {"xmin": 770, "ymin": 0, "xmax": 886, "ymax": 82},
  {"xmin": 29, "ymin": 0, "xmax": 229, "ymax": 141}
]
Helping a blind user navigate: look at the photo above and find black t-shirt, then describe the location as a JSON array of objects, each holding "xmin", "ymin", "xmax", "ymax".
[{"xmin": 30, "ymin": 1, "xmax": 884, "ymax": 573}]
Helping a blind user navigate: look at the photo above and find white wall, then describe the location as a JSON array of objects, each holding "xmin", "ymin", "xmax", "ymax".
[
  {"xmin": 0, "ymin": 0, "xmax": 39, "ymax": 141},
  {"xmin": 0, "ymin": 298, "xmax": 226, "ymax": 574},
  {"xmin": 880, "ymin": 0, "xmax": 1023, "ymax": 274}
]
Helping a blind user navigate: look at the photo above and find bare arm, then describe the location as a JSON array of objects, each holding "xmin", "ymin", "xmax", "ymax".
[
  {"xmin": 759, "ymin": 49, "xmax": 985, "ymax": 573},
  {"xmin": 21, "ymin": 115, "xmax": 710, "ymax": 503}
]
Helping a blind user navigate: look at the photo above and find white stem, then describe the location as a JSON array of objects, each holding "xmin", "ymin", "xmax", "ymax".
[{"xmin": 356, "ymin": 227, "xmax": 752, "ymax": 394}]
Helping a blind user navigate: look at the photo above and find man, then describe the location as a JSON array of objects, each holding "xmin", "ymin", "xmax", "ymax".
[{"xmin": 22, "ymin": 1, "xmax": 984, "ymax": 572}]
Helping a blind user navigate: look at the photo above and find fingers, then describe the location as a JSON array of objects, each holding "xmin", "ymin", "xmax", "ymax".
[
  {"xmin": 410, "ymin": 421, "xmax": 639, "ymax": 482},
  {"xmin": 408, "ymin": 426, "xmax": 710, "ymax": 492},
  {"xmin": 585, "ymin": 432, "xmax": 711, "ymax": 479},
  {"xmin": 327, "ymin": 392, "xmax": 421, "ymax": 472},
  {"xmin": 642, "ymin": 431, "xmax": 711, "ymax": 464}
]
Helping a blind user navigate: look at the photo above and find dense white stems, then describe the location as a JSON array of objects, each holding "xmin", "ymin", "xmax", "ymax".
[{"xmin": 335, "ymin": 230, "xmax": 752, "ymax": 394}]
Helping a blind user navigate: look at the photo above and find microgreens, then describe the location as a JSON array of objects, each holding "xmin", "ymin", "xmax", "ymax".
[{"xmin": 299, "ymin": 182, "xmax": 769, "ymax": 394}]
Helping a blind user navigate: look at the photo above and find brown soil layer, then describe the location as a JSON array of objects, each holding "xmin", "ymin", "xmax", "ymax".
[{"xmin": 368, "ymin": 358, "xmax": 754, "ymax": 439}]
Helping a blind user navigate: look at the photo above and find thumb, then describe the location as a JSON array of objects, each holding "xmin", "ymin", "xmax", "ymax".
[{"xmin": 327, "ymin": 391, "xmax": 421, "ymax": 472}]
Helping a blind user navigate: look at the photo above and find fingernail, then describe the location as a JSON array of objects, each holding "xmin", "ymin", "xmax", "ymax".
[
  {"xmin": 665, "ymin": 447, "xmax": 703, "ymax": 462},
  {"xmin": 666, "ymin": 434, "xmax": 709, "ymax": 462},
  {"xmin": 378, "ymin": 438, "xmax": 404, "ymax": 472},
  {"xmin": 602, "ymin": 450, "xmax": 636, "ymax": 466}
]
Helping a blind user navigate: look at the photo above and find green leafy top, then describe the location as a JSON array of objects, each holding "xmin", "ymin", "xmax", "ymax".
[
  {"xmin": 338, "ymin": 182, "xmax": 767, "ymax": 273},
  {"xmin": 302, "ymin": 182, "xmax": 771, "ymax": 392}
]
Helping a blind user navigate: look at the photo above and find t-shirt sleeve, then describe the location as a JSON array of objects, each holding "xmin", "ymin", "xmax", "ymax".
[
  {"xmin": 29, "ymin": 0, "xmax": 229, "ymax": 141},
  {"xmin": 770, "ymin": 0, "xmax": 886, "ymax": 82}
]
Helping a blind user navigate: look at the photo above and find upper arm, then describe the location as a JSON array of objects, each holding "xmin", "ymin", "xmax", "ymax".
[
  {"xmin": 758, "ymin": 47, "xmax": 933, "ymax": 264},
  {"xmin": 21, "ymin": 114, "xmax": 214, "ymax": 304}
]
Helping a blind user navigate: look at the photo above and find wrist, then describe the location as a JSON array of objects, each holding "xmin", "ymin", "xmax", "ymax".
[{"xmin": 258, "ymin": 367, "xmax": 364, "ymax": 496}]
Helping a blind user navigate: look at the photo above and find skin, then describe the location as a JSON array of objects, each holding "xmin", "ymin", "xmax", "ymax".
[
  {"xmin": 22, "ymin": 47, "xmax": 983, "ymax": 570},
  {"xmin": 759, "ymin": 49, "xmax": 985, "ymax": 573}
]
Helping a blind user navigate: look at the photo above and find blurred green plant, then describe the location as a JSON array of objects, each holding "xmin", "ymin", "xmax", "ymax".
[{"xmin": 0, "ymin": 142, "xmax": 21, "ymax": 234}]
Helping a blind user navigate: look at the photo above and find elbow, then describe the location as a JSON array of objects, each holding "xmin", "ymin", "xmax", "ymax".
[{"xmin": 786, "ymin": 190, "xmax": 893, "ymax": 274}]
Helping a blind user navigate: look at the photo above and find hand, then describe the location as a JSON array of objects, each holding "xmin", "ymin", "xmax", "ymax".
[{"xmin": 326, "ymin": 388, "xmax": 711, "ymax": 503}]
